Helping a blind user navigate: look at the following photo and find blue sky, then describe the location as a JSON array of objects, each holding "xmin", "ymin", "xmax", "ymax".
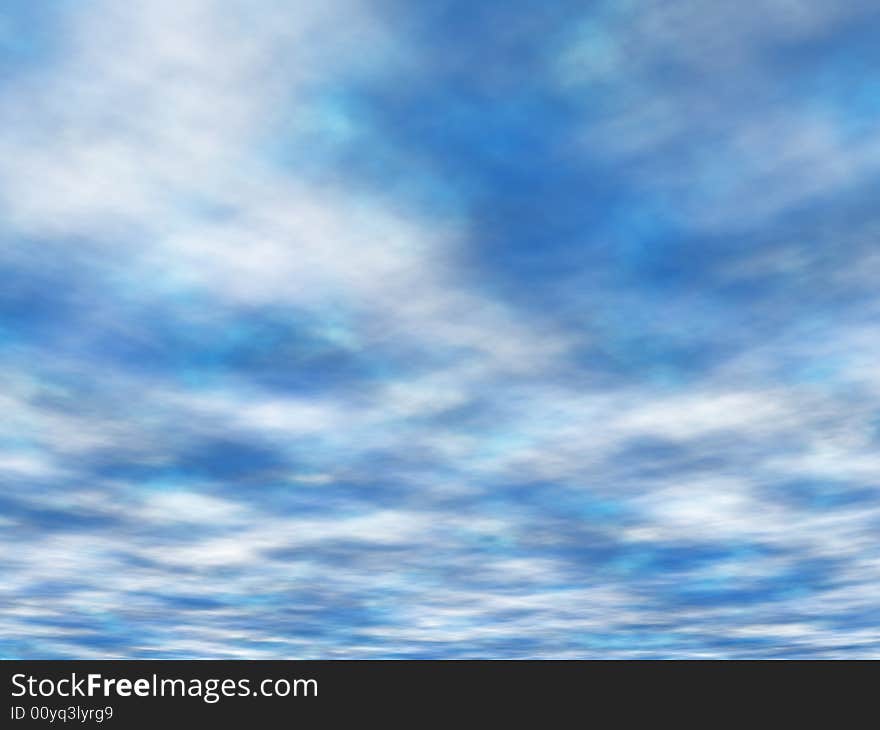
[{"xmin": 2, "ymin": 0, "xmax": 880, "ymax": 658}]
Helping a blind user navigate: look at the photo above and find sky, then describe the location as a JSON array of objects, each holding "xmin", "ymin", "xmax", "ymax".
[{"xmin": 2, "ymin": 0, "xmax": 880, "ymax": 658}]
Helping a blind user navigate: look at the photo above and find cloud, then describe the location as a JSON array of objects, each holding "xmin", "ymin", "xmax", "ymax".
[{"xmin": 3, "ymin": 0, "xmax": 880, "ymax": 659}]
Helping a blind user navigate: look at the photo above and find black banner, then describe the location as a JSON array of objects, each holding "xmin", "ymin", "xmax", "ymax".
[{"xmin": 1, "ymin": 660, "xmax": 869, "ymax": 726}]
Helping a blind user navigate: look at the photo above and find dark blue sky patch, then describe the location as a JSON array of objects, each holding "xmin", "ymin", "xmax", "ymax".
[
  {"xmin": 0, "ymin": 493, "xmax": 121, "ymax": 533},
  {"xmin": 0, "ymin": 0, "xmax": 73, "ymax": 80},
  {"xmin": 764, "ymin": 479, "xmax": 880, "ymax": 511}
]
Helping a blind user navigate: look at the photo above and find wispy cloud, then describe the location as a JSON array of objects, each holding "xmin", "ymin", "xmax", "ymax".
[{"xmin": 2, "ymin": 0, "xmax": 880, "ymax": 658}]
